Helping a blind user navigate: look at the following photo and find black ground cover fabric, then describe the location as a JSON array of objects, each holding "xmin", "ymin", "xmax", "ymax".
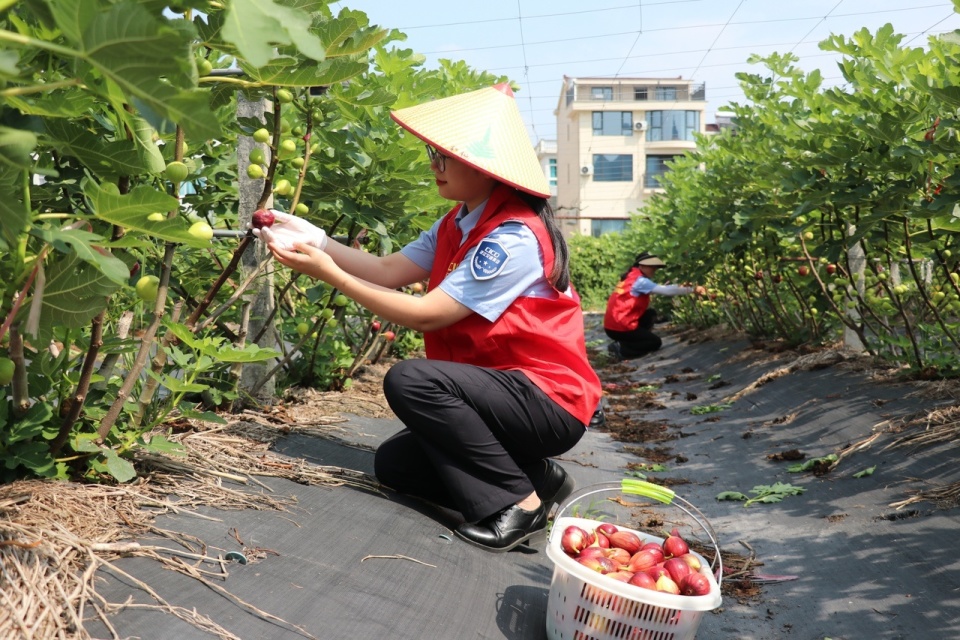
[{"xmin": 85, "ymin": 316, "xmax": 960, "ymax": 639}]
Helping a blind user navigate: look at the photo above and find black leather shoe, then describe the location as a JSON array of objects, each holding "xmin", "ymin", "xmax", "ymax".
[
  {"xmin": 454, "ymin": 504, "xmax": 547, "ymax": 552},
  {"xmin": 536, "ymin": 459, "xmax": 575, "ymax": 516},
  {"xmin": 606, "ymin": 342, "xmax": 622, "ymax": 361},
  {"xmin": 589, "ymin": 406, "xmax": 606, "ymax": 428}
]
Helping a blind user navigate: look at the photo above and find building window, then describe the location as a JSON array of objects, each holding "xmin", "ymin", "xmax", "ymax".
[
  {"xmin": 593, "ymin": 154, "xmax": 633, "ymax": 182},
  {"xmin": 646, "ymin": 111, "xmax": 700, "ymax": 141},
  {"xmin": 591, "ymin": 219, "xmax": 628, "ymax": 237},
  {"xmin": 592, "ymin": 111, "xmax": 633, "ymax": 136},
  {"xmin": 566, "ymin": 84, "xmax": 574, "ymax": 107},
  {"xmin": 548, "ymin": 158, "xmax": 557, "ymax": 187},
  {"xmin": 591, "ymin": 86, "xmax": 613, "ymax": 101},
  {"xmin": 634, "ymin": 87, "xmax": 648, "ymax": 100},
  {"xmin": 655, "ymin": 86, "xmax": 677, "ymax": 100},
  {"xmin": 645, "ymin": 155, "xmax": 680, "ymax": 188}
]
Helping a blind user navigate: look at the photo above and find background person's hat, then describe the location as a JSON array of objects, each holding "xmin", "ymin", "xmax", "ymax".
[
  {"xmin": 635, "ymin": 252, "xmax": 667, "ymax": 267},
  {"xmin": 390, "ymin": 83, "xmax": 551, "ymax": 198}
]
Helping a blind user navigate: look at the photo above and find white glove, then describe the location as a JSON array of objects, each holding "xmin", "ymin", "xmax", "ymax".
[{"xmin": 252, "ymin": 210, "xmax": 327, "ymax": 251}]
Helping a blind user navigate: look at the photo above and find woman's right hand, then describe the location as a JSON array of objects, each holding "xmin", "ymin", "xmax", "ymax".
[{"xmin": 268, "ymin": 241, "xmax": 339, "ymax": 283}]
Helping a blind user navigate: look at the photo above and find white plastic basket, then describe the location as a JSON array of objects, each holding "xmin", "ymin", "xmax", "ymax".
[{"xmin": 545, "ymin": 480, "xmax": 722, "ymax": 640}]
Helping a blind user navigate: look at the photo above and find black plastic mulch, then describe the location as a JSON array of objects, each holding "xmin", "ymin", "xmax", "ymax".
[{"xmin": 85, "ymin": 316, "xmax": 960, "ymax": 640}]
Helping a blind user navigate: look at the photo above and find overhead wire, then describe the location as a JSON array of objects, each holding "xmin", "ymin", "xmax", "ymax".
[
  {"xmin": 514, "ymin": 0, "xmax": 540, "ymax": 141},
  {"xmin": 350, "ymin": 1, "xmax": 960, "ymax": 141},
  {"xmin": 688, "ymin": 0, "xmax": 745, "ymax": 81},
  {"xmin": 614, "ymin": 2, "xmax": 644, "ymax": 79},
  {"xmin": 903, "ymin": 11, "xmax": 957, "ymax": 44}
]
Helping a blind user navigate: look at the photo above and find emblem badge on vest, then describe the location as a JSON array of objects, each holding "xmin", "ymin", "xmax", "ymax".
[{"xmin": 471, "ymin": 239, "xmax": 510, "ymax": 280}]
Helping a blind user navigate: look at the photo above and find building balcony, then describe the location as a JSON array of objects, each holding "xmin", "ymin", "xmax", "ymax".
[{"xmin": 570, "ymin": 81, "xmax": 706, "ymax": 105}]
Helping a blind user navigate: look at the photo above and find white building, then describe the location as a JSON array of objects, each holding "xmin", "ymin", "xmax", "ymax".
[
  {"xmin": 554, "ymin": 76, "xmax": 707, "ymax": 237},
  {"xmin": 534, "ymin": 138, "xmax": 558, "ymax": 207}
]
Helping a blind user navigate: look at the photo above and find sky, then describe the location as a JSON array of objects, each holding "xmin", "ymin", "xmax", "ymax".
[{"xmin": 336, "ymin": 0, "xmax": 960, "ymax": 144}]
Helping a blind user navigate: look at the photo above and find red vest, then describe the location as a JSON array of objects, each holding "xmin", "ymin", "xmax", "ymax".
[
  {"xmin": 424, "ymin": 185, "xmax": 601, "ymax": 425},
  {"xmin": 603, "ymin": 267, "xmax": 650, "ymax": 332}
]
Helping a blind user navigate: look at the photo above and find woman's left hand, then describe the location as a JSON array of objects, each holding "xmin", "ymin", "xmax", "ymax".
[{"xmin": 268, "ymin": 242, "xmax": 339, "ymax": 283}]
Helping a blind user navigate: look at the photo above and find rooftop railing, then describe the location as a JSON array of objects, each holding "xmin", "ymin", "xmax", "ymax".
[{"xmin": 573, "ymin": 82, "xmax": 706, "ymax": 103}]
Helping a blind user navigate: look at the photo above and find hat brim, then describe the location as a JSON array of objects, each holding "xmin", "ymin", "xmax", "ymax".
[{"xmin": 638, "ymin": 258, "xmax": 667, "ymax": 267}]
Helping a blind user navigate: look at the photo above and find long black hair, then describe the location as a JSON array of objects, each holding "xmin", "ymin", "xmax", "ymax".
[{"xmin": 517, "ymin": 192, "xmax": 570, "ymax": 291}]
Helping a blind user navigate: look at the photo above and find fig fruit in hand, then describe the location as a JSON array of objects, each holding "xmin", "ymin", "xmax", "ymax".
[{"xmin": 252, "ymin": 209, "xmax": 276, "ymax": 229}]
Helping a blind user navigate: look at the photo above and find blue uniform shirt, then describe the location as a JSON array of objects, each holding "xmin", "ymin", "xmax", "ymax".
[
  {"xmin": 400, "ymin": 200, "xmax": 553, "ymax": 322},
  {"xmin": 630, "ymin": 275, "xmax": 657, "ymax": 296}
]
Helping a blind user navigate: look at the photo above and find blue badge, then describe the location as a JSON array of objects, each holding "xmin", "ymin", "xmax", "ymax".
[{"xmin": 471, "ymin": 239, "xmax": 510, "ymax": 280}]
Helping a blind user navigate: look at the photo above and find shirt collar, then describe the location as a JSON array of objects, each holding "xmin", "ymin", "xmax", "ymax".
[{"xmin": 454, "ymin": 199, "xmax": 489, "ymax": 235}]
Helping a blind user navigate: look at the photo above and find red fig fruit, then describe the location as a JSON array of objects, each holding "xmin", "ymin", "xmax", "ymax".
[
  {"xmin": 252, "ymin": 209, "xmax": 276, "ymax": 229},
  {"xmin": 627, "ymin": 549, "xmax": 660, "ymax": 573},
  {"xmin": 641, "ymin": 542, "xmax": 665, "ymax": 565},
  {"xmin": 663, "ymin": 557, "xmax": 692, "ymax": 585},
  {"xmin": 577, "ymin": 555, "xmax": 617, "ymax": 574},
  {"xmin": 596, "ymin": 523, "xmax": 618, "ymax": 537},
  {"xmin": 576, "ymin": 547, "xmax": 606, "ymax": 561},
  {"xmin": 628, "ymin": 571, "xmax": 657, "ymax": 590},
  {"xmin": 594, "ymin": 532, "xmax": 610, "ymax": 549},
  {"xmin": 608, "ymin": 530, "xmax": 643, "ymax": 555},
  {"xmin": 679, "ymin": 572, "xmax": 712, "ymax": 596},
  {"xmin": 561, "ymin": 525, "xmax": 590, "ymax": 555},
  {"xmin": 662, "ymin": 528, "xmax": 689, "ymax": 558},
  {"xmin": 576, "ymin": 556, "xmax": 606, "ymax": 573},
  {"xmin": 603, "ymin": 547, "xmax": 631, "ymax": 567}
]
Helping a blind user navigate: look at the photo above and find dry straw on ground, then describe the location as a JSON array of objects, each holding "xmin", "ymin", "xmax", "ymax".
[{"xmin": 0, "ymin": 416, "xmax": 382, "ymax": 640}]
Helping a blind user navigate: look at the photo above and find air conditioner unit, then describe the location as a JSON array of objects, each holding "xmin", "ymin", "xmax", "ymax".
[
  {"xmin": 580, "ymin": 165, "xmax": 593, "ymax": 176},
  {"xmin": 635, "ymin": 120, "xmax": 648, "ymax": 131}
]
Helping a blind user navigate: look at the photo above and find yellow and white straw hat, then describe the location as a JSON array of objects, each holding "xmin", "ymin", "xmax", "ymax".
[{"xmin": 391, "ymin": 83, "xmax": 551, "ymax": 198}]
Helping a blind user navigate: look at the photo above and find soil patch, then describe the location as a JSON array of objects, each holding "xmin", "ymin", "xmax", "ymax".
[
  {"xmin": 280, "ymin": 361, "xmax": 395, "ymax": 420},
  {"xmin": 598, "ymin": 416, "xmax": 678, "ymax": 444}
]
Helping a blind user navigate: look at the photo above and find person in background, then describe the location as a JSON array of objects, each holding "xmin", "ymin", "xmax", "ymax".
[
  {"xmin": 255, "ymin": 84, "xmax": 602, "ymax": 553},
  {"xmin": 603, "ymin": 252, "xmax": 694, "ymax": 360}
]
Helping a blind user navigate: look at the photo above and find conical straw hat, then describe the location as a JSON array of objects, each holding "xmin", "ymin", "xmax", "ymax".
[{"xmin": 391, "ymin": 84, "xmax": 551, "ymax": 198}]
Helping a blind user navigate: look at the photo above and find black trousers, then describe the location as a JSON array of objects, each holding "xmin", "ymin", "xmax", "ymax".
[
  {"xmin": 605, "ymin": 308, "xmax": 662, "ymax": 359},
  {"xmin": 374, "ymin": 359, "xmax": 585, "ymax": 522}
]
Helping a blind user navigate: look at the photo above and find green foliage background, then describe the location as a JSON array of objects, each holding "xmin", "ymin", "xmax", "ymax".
[{"xmin": 5, "ymin": 0, "xmax": 960, "ymax": 486}]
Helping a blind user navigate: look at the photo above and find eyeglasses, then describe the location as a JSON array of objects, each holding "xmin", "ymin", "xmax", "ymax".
[{"xmin": 425, "ymin": 144, "xmax": 447, "ymax": 172}]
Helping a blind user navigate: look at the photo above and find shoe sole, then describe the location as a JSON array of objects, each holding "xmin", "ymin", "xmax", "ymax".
[{"xmin": 453, "ymin": 526, "xmax": 547, "ymax": 553}]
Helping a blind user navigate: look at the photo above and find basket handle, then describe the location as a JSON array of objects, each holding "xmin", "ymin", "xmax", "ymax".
[{"xmin": 621, "ymin": 478, "xmax": 675, "ymax": 504}]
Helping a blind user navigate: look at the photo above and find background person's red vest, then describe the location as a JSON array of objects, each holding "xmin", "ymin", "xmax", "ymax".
[
  {"xmin": 603, "ymin": 267, "xmax": 650, "ymax": 332},
  {"xmin": 424, "ymin": 185, "xmax": 601, "ymax": 425}
]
